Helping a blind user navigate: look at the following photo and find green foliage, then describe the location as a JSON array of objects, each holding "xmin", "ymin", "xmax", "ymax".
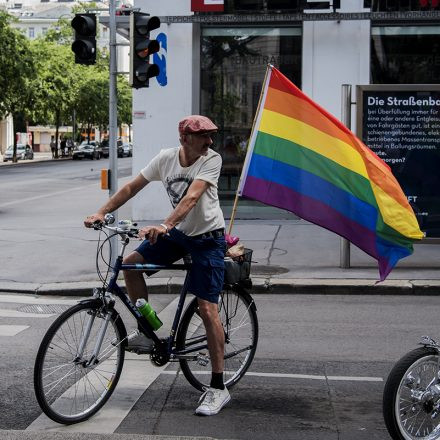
[
  {"xmin": 0, "ymin": 11, "xmax": 37, "ymax": 119},
  {"xmin": 1, "ymin": 8, "xmax": 132, "ymax": 133}
]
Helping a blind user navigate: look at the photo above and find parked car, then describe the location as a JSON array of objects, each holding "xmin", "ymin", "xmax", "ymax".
[
  {"xmin": 72, "ymin": 144, "xmax": 102, "ymax": 160},
  {"xmin": 118, "ymin": 142, "xmax": 133, "ymax": 158},
  {"xmin": 3, "ymin": 144, "xmax": 34, "ymax": 162},
  {"xmin": 80, "ymin": 140, "xmax": 97, "ymax": 147},
  {"xmin": 101, "ymin": 139, "xmax": 124, "ymax": 158},
  {"xmin": 100, "ymin": 139, "xmax": 109, "ymax": 158}
]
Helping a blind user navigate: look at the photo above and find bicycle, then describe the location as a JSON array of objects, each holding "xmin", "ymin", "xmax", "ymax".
[
  {"xmin": 383, "ymin": 336, "xmax": 440, "ymax": 440},
  {"xmin": 33, "ymin": 214, "xmax": 258, "ymax": 425}
]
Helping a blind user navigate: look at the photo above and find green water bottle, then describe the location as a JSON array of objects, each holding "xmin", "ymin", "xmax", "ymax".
[{"xmin": 135, "ymin": 298, "xmax": 163, "ymax": 331}]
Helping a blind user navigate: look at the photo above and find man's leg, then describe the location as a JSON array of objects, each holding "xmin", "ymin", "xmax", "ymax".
[
  {"xmin": 195, "ymin": 298, "xmax": 230, "ymax": 416},
  {"xmin": 123, "ymin": 251, "xmax": 148, "ymax": 303},
  {"xmin": 197, "ymin": 298, "xmax": 224, "ymax": 374},
  {"xmin": 122, "ymin": 251, "xmax": 153, "ymax": 353}
]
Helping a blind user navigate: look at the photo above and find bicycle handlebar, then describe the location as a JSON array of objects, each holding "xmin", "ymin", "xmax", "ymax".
[{"xmin": 93, "ymin": 220, "xmax": 139, "ymax": 238}]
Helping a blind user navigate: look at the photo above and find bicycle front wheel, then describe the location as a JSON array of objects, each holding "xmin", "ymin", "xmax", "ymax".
[
  {"xmin": 34, "ymin": 301, "xmax": 126, "ymax": 424},
  {"xmin": 176, "ymin": 285, "xmax": 258, "ymax": 391},
  {"xmin": 383, "ymin": 347, "xmax": 440, "ymax": 440}
]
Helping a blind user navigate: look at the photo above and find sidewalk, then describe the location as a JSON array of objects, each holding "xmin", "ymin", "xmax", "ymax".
[
  {"xmin": 1, "ymin": 152, "xmax": 439, "ymax": 297},
  {"xmin": 0, "ymin": 152, "xmax": 68, "ymax": 166},
  {"xmin": 1, "ymin": 219, "xmax": 439, "ymax": 297}
]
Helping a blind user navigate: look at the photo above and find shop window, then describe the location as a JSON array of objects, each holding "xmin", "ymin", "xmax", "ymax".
[
  {"xmin": 225, "ymin": 0, "xmax": 303, "ymax": 12},
  {"xmin": 201, "ymin": 26, "xmax": 301, "ymax": 218},
  {"xmin": 371, "ymin": 26, "xmax": 440, "ymax": 84},
  {"xmin": 367, "ymin": 0, "xmax": 440, "ymax": 10}
]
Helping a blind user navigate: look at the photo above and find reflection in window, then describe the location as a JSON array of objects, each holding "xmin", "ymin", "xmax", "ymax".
[
  {"xmin": 226, "ymin": 0, "xmax": 303, "ymax": 12},
  {"xmin": 371, "ymin": 26, "xmax": 440, "ymax": 84},
  {"xmin": 368, "ymin": 0, "xmax": 440, "ymax": 11},
  {"xmin": 201, "ymin": 27, "xmax": 301, "ymax": 217}
]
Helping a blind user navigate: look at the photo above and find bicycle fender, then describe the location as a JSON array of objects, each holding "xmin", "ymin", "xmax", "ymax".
[
  {"xmin": 78, "ymin": 298, "xmax": 102, "ymax": 307},
  {"xmin": 235, "ymin": 286, "xmax": 257, "ymax": 312}
]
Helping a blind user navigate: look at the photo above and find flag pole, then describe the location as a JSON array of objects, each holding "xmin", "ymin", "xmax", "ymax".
[{"xmin": 227, "ymin": 64, "xmax": 273, "ymax": 235}]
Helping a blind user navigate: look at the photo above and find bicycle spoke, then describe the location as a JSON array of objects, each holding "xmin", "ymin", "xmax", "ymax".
[{"xmin": 178, "ymin": 288, "xmax": 258, "ymax": 391}]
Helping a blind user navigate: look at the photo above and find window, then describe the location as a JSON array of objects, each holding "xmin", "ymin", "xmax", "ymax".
[
  {"xmin": 42, "ymin": 27, "xmax": 48, "ymax": 35},
  {"xmin": 368, "ymin": 0, "xmax": 440, "ymax": 11},
  {"xmin": 29, "ymin": 27, "xmax": 35, "ymax": 38},
  {"xmin": 225, "ymin": 0, "xmax": 303, "ymax": 12},
  {"xmin": 371, "ymin": 26, "xmax": 440, "ymax": 83},
  {"xmin": 201, "ymin": 26, "xmax": 301, "ymax": 218}
]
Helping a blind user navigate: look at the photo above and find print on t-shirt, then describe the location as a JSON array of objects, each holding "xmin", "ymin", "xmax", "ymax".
[{"xmin": 166, "ymin": 175, "xmax": 193, "ymax": 207}]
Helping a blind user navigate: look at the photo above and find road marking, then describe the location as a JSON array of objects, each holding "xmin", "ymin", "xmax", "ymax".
[
  {"xmin": 161, "ymin": 370, "xmax": 383, "ymax": 382},
  {"xmin": 0, "ymin": 294, "xmax": 78, "ymax": 306},
  {"xmin": 0, "ymin": 184, "xmax": 93, "ymax": 208},
  {"xmin": 0, "ymin": 325, "xmax": 29, "ymax": 336},
  {"xmin": 26, "ymin": 296, "xmax": 181, "ymax": 434},
  {"xmin": 0, "ymin": 309, "xmax": 54, "ymax": 318}
]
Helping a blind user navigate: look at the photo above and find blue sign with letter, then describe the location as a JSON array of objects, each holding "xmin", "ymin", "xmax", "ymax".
[{"xmin": 153, "ymin": 33, "xmax": 167, "ymax": 87}]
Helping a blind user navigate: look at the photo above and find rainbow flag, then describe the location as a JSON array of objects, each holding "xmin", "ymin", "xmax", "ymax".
[{"xmin": 238, "ymin": 66, "xmax": 424, "ymax": 280}]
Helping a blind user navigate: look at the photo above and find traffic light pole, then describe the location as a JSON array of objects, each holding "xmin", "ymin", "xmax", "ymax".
[{"xmin": 109, "ymin": 0, "xmax": 119, "ymax": 262}]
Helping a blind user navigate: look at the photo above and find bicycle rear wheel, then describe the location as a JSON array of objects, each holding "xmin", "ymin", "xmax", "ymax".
[
  {"xmin": 34, "ymin": 301, "xmax": 126, "ymax": 424},
  {"xmin": 176, "ymin": 285, "xmax": 258, "ymax": 391}
]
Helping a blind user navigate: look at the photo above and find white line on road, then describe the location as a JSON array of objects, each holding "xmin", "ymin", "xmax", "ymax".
[
  {"xmin": 0, "ymin": 294, "xmax": 78, "ymax": 305},
  {"xmin": 0, "ymin": 184, "xmax": 93, "ymax": 208},
  {"xmin": 0, "ymin": 325, "xmax": 29, "ymax": 336},
  {"xmin": 0, "ymin": 309, "xmax": 54, "ymax": 318},
  {"xmin": 161, "ymin": 370, "xmax": 383, "ymax": 382}
]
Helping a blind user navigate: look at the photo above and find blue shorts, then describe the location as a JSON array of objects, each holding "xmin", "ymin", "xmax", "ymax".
[{"xmin": 135, "ymin": 228, "xmax": 226, "ymax": 304}]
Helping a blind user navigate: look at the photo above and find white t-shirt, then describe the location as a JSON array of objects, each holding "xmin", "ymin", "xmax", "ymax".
[{"xmin": 141, "ymin": 147, "xmax": 225, "ymax": 236}]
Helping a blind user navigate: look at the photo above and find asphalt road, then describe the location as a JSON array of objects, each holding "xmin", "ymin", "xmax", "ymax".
[
  {"xmin": 2, "ymin": 291, "xmax": 440, "ymax": 439},
  {"xmin": 0, "ymin": 157, "xmax": 134, "ymax": 284}
]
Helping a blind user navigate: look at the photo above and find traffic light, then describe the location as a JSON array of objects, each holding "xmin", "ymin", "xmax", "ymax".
[
  {"xmin": 71, "ymin": 13, "xmax": 97, "ymax": 65},
  {"xmin": 130, "ymin": 12, "xmax": 161, "ymax": 89}
]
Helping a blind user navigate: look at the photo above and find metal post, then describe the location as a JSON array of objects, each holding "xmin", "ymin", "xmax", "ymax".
[
  {"xmin": 109, "ymin": 0, "xmax": 118, "ymax": 262},
  {"xmin": 340, "ymin": 84, "xmax": 351, "ymax": 269}
]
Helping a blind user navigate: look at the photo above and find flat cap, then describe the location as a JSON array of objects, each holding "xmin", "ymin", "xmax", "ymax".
[{"xmin": 178, "ymin": 115, "xmax": 218, "ymax": 135}]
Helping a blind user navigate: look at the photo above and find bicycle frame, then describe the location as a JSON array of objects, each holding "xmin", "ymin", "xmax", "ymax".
[{"xmin": 96, "ymin": 232, "xmax": 209, "ymax": 362}]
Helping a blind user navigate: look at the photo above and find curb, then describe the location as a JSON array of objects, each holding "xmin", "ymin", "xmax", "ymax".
[
  {"xmin": 0, "ymin": 156, "xmax": 71, "ymax": 168},
  {"xmin": 1, "ymin": 278, "xmax": 440, "ymax": 297}
]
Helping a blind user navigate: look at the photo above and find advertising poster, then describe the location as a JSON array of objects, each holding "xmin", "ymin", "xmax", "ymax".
[{"xmin": 357, "ymin": 85, "xmax": 440, "ymax": 238}]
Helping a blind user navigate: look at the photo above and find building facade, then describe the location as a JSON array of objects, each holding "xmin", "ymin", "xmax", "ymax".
[
  {"xmin": 0, "ymin": 0, "xmax": 130, "ymax": 154},
  {"xmin": 131, "ymin": 0, "xmax": 440, "ymax": 223}
]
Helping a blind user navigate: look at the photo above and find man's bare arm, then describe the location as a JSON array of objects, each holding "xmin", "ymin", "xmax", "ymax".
[
  {"xmin": 164, "ymin": 179, "xmax": 209, "ymax": 230},
  {"xmin": 84, "ymin": 174, "xmax": 149, "ymax": 227},
  {"xmin": 139, "ymin": 179, "xmax": 210, "ymax": 244}
]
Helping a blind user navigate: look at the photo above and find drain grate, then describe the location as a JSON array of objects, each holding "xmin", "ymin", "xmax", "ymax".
[{"xmin": 18, "ymin": 304, "xmax": 71, "ymax": 314}]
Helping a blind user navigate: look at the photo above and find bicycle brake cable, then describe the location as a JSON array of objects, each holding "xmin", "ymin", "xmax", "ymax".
[{"xmin": 96, "ymin": 229, "xmax": 114, "ymax": 288}]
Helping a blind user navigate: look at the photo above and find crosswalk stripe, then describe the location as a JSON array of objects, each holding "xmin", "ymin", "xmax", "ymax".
[
  {"xmin": 0, "ymin": 294, "xmax": 78, "ymax": 306},
  {"xmin": 26, "ymin": 296, "xmax": 181, "ymax": 433},
  {"xmin": 0, "ymin": 309, "xmax": 54, "ymax": 318},
  {"xmin": 0, "ymin": 325, "xmax": 29, "ymax": 336}
]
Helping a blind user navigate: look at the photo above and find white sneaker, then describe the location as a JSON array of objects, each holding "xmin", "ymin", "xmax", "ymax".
[
  {"xmin": 125, "ymin": 332, "xmax": 153, "ymax": 354},
  {"xmin": 195, "ymin": 387, "xmax": 231, "ymax": 416}
]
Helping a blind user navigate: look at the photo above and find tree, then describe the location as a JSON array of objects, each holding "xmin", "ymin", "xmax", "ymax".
[
  {"xmin": 29, "ymin": 39, "xmax": 80, "ymax": 157},
  {"xmin": 117, "ymin": 77, "xmax": 133, "ymax": 132},
  {"xmin": 0, "ymin": 11, "xmax": 36, "ymax": 161},
  {"xmin": 73, "ymin": 72, "xmax": 132, "ymax": 142}
]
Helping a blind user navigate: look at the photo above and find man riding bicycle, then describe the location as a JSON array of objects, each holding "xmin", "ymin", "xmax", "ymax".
[{"xmin": 84, "ymin": 115, "xmax": 229, "ymax": 416}]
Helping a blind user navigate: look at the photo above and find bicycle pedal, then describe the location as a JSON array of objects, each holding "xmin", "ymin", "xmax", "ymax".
[{"xmin": 197, "ymin": 352, "xmax": 210, "ymax": 367}]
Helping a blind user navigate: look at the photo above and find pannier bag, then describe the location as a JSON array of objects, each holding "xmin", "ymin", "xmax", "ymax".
[{"xmin": 224, "ymin": 248, "xmax": 253, "ymax": 284}]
